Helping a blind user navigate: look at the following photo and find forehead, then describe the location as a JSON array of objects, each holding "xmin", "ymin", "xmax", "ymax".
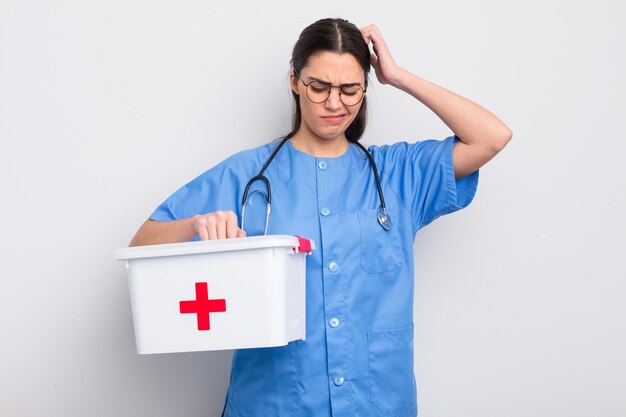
[{"xmin": 301, "ymin": 51, "xmax": 365, "ymax": 83}]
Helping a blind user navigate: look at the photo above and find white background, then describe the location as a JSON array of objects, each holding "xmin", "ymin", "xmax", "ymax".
[{"xmin": 1, "ymin": 1, "xmax": 624, "ymax": 416}]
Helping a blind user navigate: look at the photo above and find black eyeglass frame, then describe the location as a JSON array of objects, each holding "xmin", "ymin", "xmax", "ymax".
[{"xmin": 293, "ymin": 69, "xmax": 367, "ymax": 107}]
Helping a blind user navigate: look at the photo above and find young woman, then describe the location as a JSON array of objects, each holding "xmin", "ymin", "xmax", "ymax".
[{"xmin": 130, "ymin": 18, "xmax": 511, "ymax": 417}]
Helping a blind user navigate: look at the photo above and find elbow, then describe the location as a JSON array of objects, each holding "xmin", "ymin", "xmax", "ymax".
[{"xmin": 490, "ymin": 126, "xmax": 513, "ymax": 153}]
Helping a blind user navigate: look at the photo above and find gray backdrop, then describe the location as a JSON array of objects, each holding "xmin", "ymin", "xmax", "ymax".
[{"xmin": 1, "ymin": 1, "xmax": 624, "ymax": 416}]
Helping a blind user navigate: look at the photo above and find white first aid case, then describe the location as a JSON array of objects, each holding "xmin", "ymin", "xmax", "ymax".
[{"xmin": 115, "ymin": 235, "xmax": 314, "ymax": 354}]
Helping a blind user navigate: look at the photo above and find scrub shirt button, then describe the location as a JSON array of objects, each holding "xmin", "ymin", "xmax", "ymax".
[
  {"xmin": 333, "ymin": 377, "xmax": 345, "ymax": 386},
  {"xmin": 328, "ymin": 262, "xmax": 339, "ymax": 273},
  {"xmin": 329, "ymin": 318, "xmax": 340, "ymax": 328},
  {"xmin": 320, "ymin": 208, "xmax": 331, "ymax": 216},
  {"xmin": 318, "ymin": 161, "xmax": 328, "ymax": 170}
]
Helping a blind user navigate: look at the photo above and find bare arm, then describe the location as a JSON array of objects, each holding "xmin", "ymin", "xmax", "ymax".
[
  {"xmin": 129, "ymin": 211, "xmax": 246, "ymax": 247},
  {"xmin": 360, "ymin": 25, "xmax": 513, "ymax": 179},
  {"xmin": 390, "ymin": 70, "xmax": 512, "ymax": 179},
  {"xmin": 129, "ymin": 218, "xmax": 199, "ymax": 246}
]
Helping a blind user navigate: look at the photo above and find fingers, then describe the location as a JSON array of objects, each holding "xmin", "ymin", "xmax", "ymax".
[
  {"xmin": 225, "ymin": 211, "xmax": 240, "ymax": 238},
  {"xmin": 360, "ymin": 24, "xmax": 385, "ymax": 49},
  {"xmin": 360, "ymin": 24, "xmax": 375, "ymax": 43},
  {"xmin": 207, "ymin": 218, "xmax": 218, "ymax": 240},
  {"xmin": 195, "ymin": 211, "xmax": 246, "ymax": 241},
  {"xmin": 215, "ymin": 217, "xmax": 227, "ymax": 239},
  {"xmin": 360, "ymin": 24, "xmax": 391, "ymax": 67},
  {"xmin": 359, "ymin": 23, "xmax": 400, "ymax": 85},
  {"xmin": 197, "ymin": 217, "xmax": 210, "ymax": 241}
]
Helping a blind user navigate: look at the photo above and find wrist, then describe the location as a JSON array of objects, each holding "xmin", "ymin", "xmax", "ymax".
[{"xmin": 388, "ymin": 67, "xmax": 413, "ymax": 90}]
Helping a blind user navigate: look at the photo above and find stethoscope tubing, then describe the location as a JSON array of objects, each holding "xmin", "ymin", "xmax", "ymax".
[
  {"xmin": 354, "ymin": 141, "xmax": 391, "ymax": 230},
  {"xmin": 241, "ymin": 137, "xmax": 391, "ymax": 234}
]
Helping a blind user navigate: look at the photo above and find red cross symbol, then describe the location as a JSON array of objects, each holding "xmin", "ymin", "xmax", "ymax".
[{"xmin": 179, "ymin": 282, "xmax": 226, "ymax": 331}]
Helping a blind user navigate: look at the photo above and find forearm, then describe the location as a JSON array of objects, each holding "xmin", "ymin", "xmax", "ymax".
[
  {"xmin": 129, "ymin": 217, "xmax": 199, "ymax": 246},
  {"xmin": 391, "ymin": 68, "xmax": 512, "ymax": 151}
]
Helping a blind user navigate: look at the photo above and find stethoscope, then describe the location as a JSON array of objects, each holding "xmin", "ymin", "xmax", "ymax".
[{"xmin": 241, "ymin": 137, "xmax": 392, "ymax": 235}]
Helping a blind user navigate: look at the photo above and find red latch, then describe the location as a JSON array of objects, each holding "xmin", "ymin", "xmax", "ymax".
[{"xmin": 293, "ymin": 235, "xmax": 313, "ymax": 254}]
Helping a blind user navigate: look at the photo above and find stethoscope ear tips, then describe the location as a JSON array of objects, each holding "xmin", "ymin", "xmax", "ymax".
[{"xmin": 377, "ymin": 208, "xmax": 392, "ymax": 231}]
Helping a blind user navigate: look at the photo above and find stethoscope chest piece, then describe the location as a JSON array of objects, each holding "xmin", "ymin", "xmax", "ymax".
[
  {"xmin": 377, "ymin": 208, "xmax": 392, "ymax": 231},
  {"xmin": 242, "ymin": 138, "xmax": 394, "ymax": 235}
]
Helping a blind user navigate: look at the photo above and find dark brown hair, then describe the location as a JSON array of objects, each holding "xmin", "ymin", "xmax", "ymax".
[{"xmin": 286, "ymin": 18, "xmax": 371, "ymax": 143}]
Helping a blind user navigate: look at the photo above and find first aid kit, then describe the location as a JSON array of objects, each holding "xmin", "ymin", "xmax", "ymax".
[{"xmin": 115, "ymin": 235, "xmax": 314, "ymax": 354}]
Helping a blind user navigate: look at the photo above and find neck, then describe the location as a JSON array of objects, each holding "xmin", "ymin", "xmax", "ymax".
[{"xmin": 290, "ymin": 129, "xmax": 349, "ymax": 158}]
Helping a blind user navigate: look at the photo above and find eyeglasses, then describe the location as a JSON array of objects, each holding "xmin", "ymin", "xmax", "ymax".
[{"xmin": 294, "ymin": 69, "xmax": 366, "ymax": 107}]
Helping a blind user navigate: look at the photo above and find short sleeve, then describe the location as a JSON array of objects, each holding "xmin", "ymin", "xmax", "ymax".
[
  {"xmin": 149, "ymin": 151, "xmax": 259, "ymax": 223},
  {"xmin": 371, "ymin": 136, "xmax": 479, "ymax": 235}
]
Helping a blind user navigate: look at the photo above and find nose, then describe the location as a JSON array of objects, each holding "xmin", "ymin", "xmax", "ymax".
[{"xmin": 325, "ymin": 86, "xmax": 343, "ymax": 111}]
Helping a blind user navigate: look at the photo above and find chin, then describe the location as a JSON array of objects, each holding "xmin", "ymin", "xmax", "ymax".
[{"xmin": 314, "ymin": 126, "xmax": 349, "ymax": 141}]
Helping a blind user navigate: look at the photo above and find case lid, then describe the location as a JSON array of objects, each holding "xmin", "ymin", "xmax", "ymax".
[{"xmin": 116, "ymin": 235, "xmax": 315, "ymax": 261}]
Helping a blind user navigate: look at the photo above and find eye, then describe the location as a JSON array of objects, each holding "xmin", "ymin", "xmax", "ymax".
[
  {"xmin": 341, "ymin": 86, "xmax": 362, "ymax": 96},
  {"xmin": 309, "ymin": 81, "xmax": 330, "ymax": 93}
]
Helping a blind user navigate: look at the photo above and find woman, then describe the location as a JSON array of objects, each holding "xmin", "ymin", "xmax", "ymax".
[{"xmin": 130, "ymin": 18, "xmax": 511, "ymax": 417}]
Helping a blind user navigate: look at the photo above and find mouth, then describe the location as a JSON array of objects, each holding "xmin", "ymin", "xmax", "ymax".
[{"xmin": 321, "ymin": 114, "xmax": 347, "ymax": 125}]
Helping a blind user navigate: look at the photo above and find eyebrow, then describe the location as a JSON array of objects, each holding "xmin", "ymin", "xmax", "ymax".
[{"xmin": 307, "ymin": 76, "xmax": 364, "ymax": 88}]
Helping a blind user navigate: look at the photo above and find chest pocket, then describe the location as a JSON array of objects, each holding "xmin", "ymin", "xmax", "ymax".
[{"xmin": 358, "ymin": 208, "xmax": 403, "ymax": 274}]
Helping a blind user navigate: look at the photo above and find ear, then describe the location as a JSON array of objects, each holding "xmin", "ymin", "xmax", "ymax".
[{"xmin": 290, "ymin": 71, "xmax": 299, "ymax": 95}]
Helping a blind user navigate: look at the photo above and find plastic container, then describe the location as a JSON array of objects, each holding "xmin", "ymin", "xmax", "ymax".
[{"xmin": 115, "ymin": 235, "xmax": 314, "ymax": 354}]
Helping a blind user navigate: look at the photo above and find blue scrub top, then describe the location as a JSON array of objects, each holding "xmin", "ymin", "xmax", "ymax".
[{"xmin": 150, "ymin": 136, "xmax": 478, "ymax": 417}]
